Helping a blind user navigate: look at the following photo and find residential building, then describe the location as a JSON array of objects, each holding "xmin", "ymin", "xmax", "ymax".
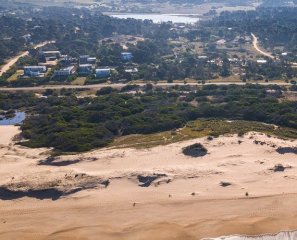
[
  {"xmin": 87, "ymin": 57, "xmax": 96, "ymax": 64},
  {"xmin": 60, "ymin": 55, "xmax": 77, "ymax": 66},
  {"xmin": 41, "ymin": 51, "xmax": 61, "ymax": 60},
  {"xmin": 54, "ymin": 66, "xmax": 76, "ymax": 77},
  {"xmin": 121, "ymin": 52, "xmax": 133, "ymax": 61},
  {"xmin": 95, "ymin": 68, "xmax": 111, "ymax": 78},
  {"xmin": 24, "ymin": 66, "xmax": 47, "ymax": 77},
  {"xmin": 79, "ymin": 55, "xmax": 90, "ymax": 64},
  {"xmin": 257, "ymin": 59, "xmax": 268, "ymax": 64},
  {"xmin": 78, "ymin": 64, "xmax": 93, "ymax": 75},
  {"xmin": 125, "ymin": 68, "xmax": 138, "ymax": 73},
  {"xmin": 198, "ymin": 55, "xmax": 208, "ymax": 60}
]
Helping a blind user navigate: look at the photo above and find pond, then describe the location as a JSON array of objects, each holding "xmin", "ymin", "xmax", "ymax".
[
  {"xmin": 108, "ymin": 13, "xmax": 200, "ymax": 24},
  {"xmin": 0, "ymin": 111, "xmax": 26, "ymax": 125}
]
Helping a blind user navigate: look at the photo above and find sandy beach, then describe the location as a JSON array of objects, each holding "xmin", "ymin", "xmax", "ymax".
[{"xmin": 1, "ymin": 125, "xmax": 297, "ymax": 239}]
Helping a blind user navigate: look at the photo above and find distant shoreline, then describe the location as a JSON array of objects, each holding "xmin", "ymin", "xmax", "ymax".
[
  {"xmin": 105, "ymin": 13, "xmax": 200, "ymax": 24},
  {"xmin": 105, "ymin": 12, "xmax": 201, "ymax": 17}
]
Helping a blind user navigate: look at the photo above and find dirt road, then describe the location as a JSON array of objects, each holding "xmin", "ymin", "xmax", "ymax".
[
  {"xmin": 0, "ymin": 81, "xmax": 292, "ymax": 92},
  {"xmin": 0, "ymin": 41, "xmax": 55, "ymax": 77},
  {"xmin": 251, "ymin": 33, "xmax": 274, "ymax": 59},
  {"xmin": 251, "ymin": 33, "xmax": 297, "ymax": 67}
]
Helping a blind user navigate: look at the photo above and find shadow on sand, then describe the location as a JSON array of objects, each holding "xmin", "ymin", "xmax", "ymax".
[{"xmin": 0, "ymin": 187, "xmax": 82, "ymax": 201}]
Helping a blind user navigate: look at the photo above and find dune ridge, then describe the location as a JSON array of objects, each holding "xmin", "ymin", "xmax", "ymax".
[
  {"xmin": 204, "ymin": 230, "xmax": 297, "ymax": 239},
  {"xmin": 1, "ymin": 125, "xmax": 297, "ymax": 239}
]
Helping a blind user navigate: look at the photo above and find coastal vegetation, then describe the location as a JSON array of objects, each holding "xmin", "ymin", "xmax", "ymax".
[
  {"xmin": 0, "ymin": 4, "xmax": 297, "ymax": 153},
  {"xmin": 111, "ymin": 119, "xmax": 297, "ymax": 149},
  {"xmin": 2, "ymin": 84, "xmax": 297, "ymax": 153}
]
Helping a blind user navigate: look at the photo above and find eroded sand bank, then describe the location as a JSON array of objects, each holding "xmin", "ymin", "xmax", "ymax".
[
  {"xmin": 205, "ymin": 230, "xmax": 297, "ymax": 239},
  {"xmin": 1, "ymin": 125, "xmax": 297, "ymax": 239}
]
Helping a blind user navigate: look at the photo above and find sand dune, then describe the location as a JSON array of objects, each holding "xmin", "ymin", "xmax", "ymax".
[
  {"xmin": 205, "ymin": 230, "xmax": 297, "ymax": 239},
  {"xmin": 1, "ymin": 125, "xmax": 297, "ymax": 239}
]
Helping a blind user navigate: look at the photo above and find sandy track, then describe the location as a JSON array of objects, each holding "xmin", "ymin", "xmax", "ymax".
[
  {"xmin": 0, "ymin": 81, "xmax": 293, "ymax": 92},
  {"xmin": 0, "ymin": 41, "xmax": 54, "ymax": 77},
  {"xmin": 251, "ymin": 33, "xmax": 274, "ymax": 59},
  {"xmin": 1, "ymin": 126, "xmax": 297, "ymax": 239},
  {"xmin": 251, "ymin": 33, "xmax": 297, "ymax": 66}
]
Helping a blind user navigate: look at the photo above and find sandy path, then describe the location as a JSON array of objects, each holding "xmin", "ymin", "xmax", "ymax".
[
  {"xmin": 0, "ymin": 81, "xmax": 293, "ymax": 92},
  {"xmin": 1, "ymin": 126, "xmax": 297, "ymax": 239},
  {"xmin": 0, "ymin": 41, "xmax": 54, "ymax": 77},
  {"xmin": 251, "ymin": 33, "xmax": 274, "ymax": 59},
  {"xmin": 251, "ymin": 33, "xmax": 297, "ymax": 66},
  {"xmin": 0, "ymin": 51, "xmax": 28, "ymax": 76},
  {"xmin": 0, "ymin": 126, "xmax": 20, "ymax": 145}
]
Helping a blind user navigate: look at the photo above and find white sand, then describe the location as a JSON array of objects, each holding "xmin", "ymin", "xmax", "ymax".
[
  {"xmin": 205, "ymin": 230, "xmax": 297, "ymax": 239},
  {"xmin": 0, "ymin": 125, "xmax": 20, "ymax": 145},
  {"xmin": 1, "ymin": 126, "xmax": 297, "ymax": 239}
]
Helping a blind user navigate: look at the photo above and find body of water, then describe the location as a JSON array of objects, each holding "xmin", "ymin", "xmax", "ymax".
[
  {"xmin": 109, "ymin": 13, "xmax": 200, "ymax": 24},
  {"xmin": 0, "ymin": 112, "xmax": 26, "ymax": 125}
]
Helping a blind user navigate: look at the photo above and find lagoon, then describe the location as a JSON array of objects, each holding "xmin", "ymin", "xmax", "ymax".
[
  {"xmin": 0, "ymin": 112, "xmax": 26, "ymax": 125},
  {"xmin": 108, "ymin": 13, "xmax": 200, "ymax": 24}
]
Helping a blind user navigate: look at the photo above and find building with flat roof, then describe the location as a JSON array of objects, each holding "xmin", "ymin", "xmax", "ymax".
[
  {"xmin": 87, "ymin": 57, "xmax": 96, "ymax": 64},
  {"xmin": 24, "ymin": 66, "xmax": 47, "ymax": 77},
  {"xmin": 79, "ymin": 55, "xmax": 90, "ymax": 64},
  {"xmin": 125, "ymin": 68, "xmax": 138, "ymax": 73},
  {"xmin": 121, "ymin": 52, "xmax": 133, "ymax": 61},
  {"xmin": 40, "ymin": 51, "xmax": 61, "ymax": 60},
  {"xmin": 78, "ymin": 64, "xmax": 93, "ymax": 75},
  {"xmin": 60, "ymin": 55, "xmax": 77, "ymax": 66},
  {"xmin": 54, "ymin": 66, "xmax": 76, "ymax": 77},
  {"xmin": 256, "ymin": 59, "xmax": 268, "ymax": 64},
  {"xmin": 95, "ymin": 68, "xmax": 111, "ymax": 78}
]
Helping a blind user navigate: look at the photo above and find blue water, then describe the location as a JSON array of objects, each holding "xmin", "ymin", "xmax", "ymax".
[{"xmin": 0, "ymin": 112, "xmax": 26, "ymax": 125}]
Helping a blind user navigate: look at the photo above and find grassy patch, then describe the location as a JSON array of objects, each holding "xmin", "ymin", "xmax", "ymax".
[
  {"xmin": 210, "ymin": 75, "xmax": 241, "ymax": 83},
  {"xmin": 71, "ymin": 77, "xmax": 86, "ymax": 85},
  {"xmin": 7, "ymin": 70, "xmax": 23, "ymax": 82},
  {"xmin": 110, "ymin": 119, "xmax": 297, "ymax": 149}
]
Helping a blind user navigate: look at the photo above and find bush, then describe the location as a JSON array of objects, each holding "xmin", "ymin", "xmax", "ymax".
[
  {"xmin": 96, "ymin": 87, "xmax": 115, "ymax": 95},
  {"xmin": 182, "ymin": 143, "xmax": 208, "ymax": 157}
]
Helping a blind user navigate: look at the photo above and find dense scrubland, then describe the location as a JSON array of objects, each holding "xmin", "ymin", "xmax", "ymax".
[{"xmin": 1, "ymin": 84, "xmax": 297, "ymax": 152}]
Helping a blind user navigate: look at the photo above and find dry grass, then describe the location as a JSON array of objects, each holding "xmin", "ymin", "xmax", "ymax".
[
  {"xmin": 282, "ymin": 91, "xmax": 297, "ymax": 101},
  {"xmin": 210, "ymin": 75, "xmax": 241, "ymax": 83},
  {"xmin": 109, "ymin": 119, "xmax": 297, "ymax": 149},
  {"xmin": 7, "ymin": 70, "xmax": 23, "ymax": 82},
  {"xmin": 71, "ymin": 77, "xmax": 86, "ymax": 85}
]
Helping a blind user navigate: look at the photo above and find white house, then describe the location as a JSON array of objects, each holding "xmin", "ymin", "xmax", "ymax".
[
  {"xmin": 95, "ymin": 68, "xmax": 111, "ymax": 78},
  {"xmin": 54, "ymin": 66, "xmax": 76, "ymax": 77},
  {"xmin": 121, "ymin": 52, "xmax": 133, "ymax": 61},
  {"xmin": 256, "ymin": 59, "xmax": 268, "ymax": 64},
  {"xmin": 24, "ymin": 66, "xmax": 47, "ymax": 77},
  {"xmin": 78, "ymin": 64, "xmax": 93, "ymax": 75}
]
